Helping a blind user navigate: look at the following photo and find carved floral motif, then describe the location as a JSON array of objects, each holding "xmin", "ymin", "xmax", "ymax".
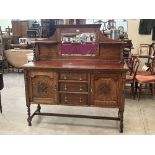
[
  {"xmin": 37, "ymin": 82, "xmax": 49, "ymax": 93},
  {"xmin": 98, "ymin": 82, "xmax": 111, "ymax": 94},
  {"xmin": 32, "ymin": 75, "xmax": 55, "ymax": 98}
]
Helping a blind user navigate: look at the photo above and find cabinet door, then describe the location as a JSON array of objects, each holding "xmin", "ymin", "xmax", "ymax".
[
  {"xmin": 92, "ymin": 73, "xmax": 121, "ymax": 107},
  {"xmin": 29, "ymin": 71, "xmax": 57, "ymax": 104}
]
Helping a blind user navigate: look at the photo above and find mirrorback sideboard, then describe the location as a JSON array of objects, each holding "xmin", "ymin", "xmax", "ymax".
[{"xmin": 23, "ymin": 24, "xmax": 128, "ymax": 132}]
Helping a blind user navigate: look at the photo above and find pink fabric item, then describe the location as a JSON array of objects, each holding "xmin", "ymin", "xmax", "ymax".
[
  {"xmin": 137, "ymin": 71, "xmax": 152, "ymax": 76},
  {"xmin": 61, "ymin": 43, "xmax": 96, "ymax": 55},
  {"xmin": 136, "ymin": 75, "xmax": 155, "ymax": 83}
]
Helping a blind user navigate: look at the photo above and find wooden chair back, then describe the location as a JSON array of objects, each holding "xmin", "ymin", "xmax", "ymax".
[
  {"xmin": 132, "ymin": 57, "xmax": 140, "ymax": 79},
  {"xmin": 128, "ymin": 55, "xmax": 138, "ymax": 75},
  {"xmin": 139, "ymin": 44, "xmax": 151, "ymax": 56}
]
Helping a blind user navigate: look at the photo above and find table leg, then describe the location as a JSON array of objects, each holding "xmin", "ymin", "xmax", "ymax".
[
  {"xmin": 27, "ymin": 104, "xmax": 32, "ymax": 126},
  {"xmin": 37, "ymin": 104, "xmax": 41, "ymax": 113},
  {"xmin": 118, "ymin": 110, "xmax": 123, "ymax": 133}
]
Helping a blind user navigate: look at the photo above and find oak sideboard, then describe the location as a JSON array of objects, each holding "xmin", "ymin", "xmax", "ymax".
[{"xmin": 23, "ymin": 24, "xmax": 128, "ymax": 132}]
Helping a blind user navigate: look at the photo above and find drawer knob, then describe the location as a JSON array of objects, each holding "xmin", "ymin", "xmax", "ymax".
[
  {"xmin": 64, "ymin": 76, "xmax": 67, "ymax": 80},
  {"xmin": 64, "ymin": 84, "xmax": 67, "ymax": 91},
  {"xmin": 79, "ymin": 76, "xmax": 83, "ymax": 81},
  {"xmin": 65, "ymin": 96, "xmax": 68, "ymax": 102},
  {"xmin": 80, "ymin": 98, "xmax": 82, "ymax": 103},
  {"xmin": 54, "ymin": 85, "xmax": 57, "ymax": 91},
  {"xmin": 79, "ymin": 86, "xmax": 83, "ymax": 91}
]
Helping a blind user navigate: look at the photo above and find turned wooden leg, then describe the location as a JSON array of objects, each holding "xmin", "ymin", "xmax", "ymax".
[
  {"xmin": 152, "ymin": 83, "xmax": 155, "ymax": 97},
  {"xmin": 118, "ymin": 110, "xmax": 123, "ymax": 133},
  {"xmin": 0, "ymin": 92, "xmax": 2, "ymax": 113},
  {"xmin": 27, "ymin": 104, "xmax": 32, "ymax": 126},
  {"xmin": 138, "ymin": 84, "xmax": 142, "ymax": 101},
  {"xmin": 135, "ymin": 81, "xmax": 138, "ymax": 99},
  {"xmin": 37, "ymin": 104, "xmax": 41, "ymax": 113},
  {"xmin": 149, "ymin": 83, "xmax": 155, "ymax": 97},
  {"xmin": 131, "ymin": 82, "xmax": 134, "ymax": 99}
]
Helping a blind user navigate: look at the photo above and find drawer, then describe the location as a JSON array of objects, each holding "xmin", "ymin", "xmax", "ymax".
[
  {"xmin": 59, "ymin": 72, "xmax": 88, "ymax": 81},
  {"xmin": 59, "ymin": 94, "xmax": 88, "ymax": 105},
  {"xmin": 59, "ymin": 83, "xmax": 88, "ymax": 92}
]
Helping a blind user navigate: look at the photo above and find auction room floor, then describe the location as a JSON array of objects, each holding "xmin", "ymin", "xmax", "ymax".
[{"xmin": 0, "ymin": 73, "xmax": 155, "ymax": 135}]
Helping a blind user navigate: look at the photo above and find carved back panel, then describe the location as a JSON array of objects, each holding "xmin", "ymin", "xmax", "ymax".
[
  {"xmin": 99, "ymin": 44, "xmax": 123, "ymax": 62},
  {"xmin": 33, "ymin": 24, "xmax": 124, "ymax": 62}
]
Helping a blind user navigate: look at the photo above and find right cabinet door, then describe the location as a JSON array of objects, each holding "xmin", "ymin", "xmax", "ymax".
[{"xmin": 92, "ymin": 72, "xmax": 121, "ymax": 107}]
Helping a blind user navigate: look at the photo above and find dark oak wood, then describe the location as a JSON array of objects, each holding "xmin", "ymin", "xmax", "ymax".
[
  {"xmin": 12, "ymin": 20, "xmax": 29, "ymax": 38},
  {"xmin": 23, "ymin": 24, "xmax": 128, "ymax": 132},
  {"xmin": 30, "ymin": 112, "xmax": 120, "ymax": 121},
  {"xmin": 23, "ymin": 60, "xmax": 127, "ymax": 70}
]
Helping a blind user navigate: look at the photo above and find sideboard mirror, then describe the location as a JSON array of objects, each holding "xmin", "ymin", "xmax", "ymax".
[{"xmin": 61, "ymin": 32, "xmax": 97, "ymax": 56}]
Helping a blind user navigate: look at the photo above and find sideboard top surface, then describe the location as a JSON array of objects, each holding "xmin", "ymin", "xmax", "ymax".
[{"xmin": 23, "ymin": 60, "xmax": 128, "ymax": 71}]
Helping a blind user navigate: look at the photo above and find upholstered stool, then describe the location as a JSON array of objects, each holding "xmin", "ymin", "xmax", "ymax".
[{"xmin": 0, "ymin": 73, "xmax": 4, "ymax": 113}]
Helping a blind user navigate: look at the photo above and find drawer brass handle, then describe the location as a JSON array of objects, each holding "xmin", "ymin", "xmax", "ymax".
[
  {"xmin": 79, "ymin": 86, "xmax": 83, "ymax": 91},
  {"xmin": 80, "ymin": 98, "xmax": 82, "ymax": 103},
  {"xmin": 65, "ymin": 96, "xmax": 68, "ymax": 102},
  {"xmin": 79, "ymin": 76, "xmax": 83, "ymax": 81},
  {"xmin": 64, "ymin": 84, "xmax": 67, "ymax": 91},
  {"xmin": 64, "ymin": 76, "xmax": 67, "ymax": 80},
  {"xmin": 54, "ymin": 85, "xmax": 57, "ymax": 91}
]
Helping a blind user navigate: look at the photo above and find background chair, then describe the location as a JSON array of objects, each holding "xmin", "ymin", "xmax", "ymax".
[
  {"xmin": 135, "ymin": 60, "xmax": 155, "ymax": 100},
  {"xmin": 136, "ymin": 43, "xmax": 155, "ymax": 76},
  {"xmin": 127, "ymin": 55, "xmax": 137, "ymax": 75},
  {"xmin": 126, "ymin": 57, "xmax": 140, "ymax": 99},
  {"xmin": 139, "ymin": 44, "xmax": 150, "ymax": 56}
]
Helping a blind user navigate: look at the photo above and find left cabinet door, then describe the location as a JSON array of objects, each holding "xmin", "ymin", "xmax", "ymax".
[{"xmin": 29, "ymin": 71, "xmax": 57, "ymax": 104}]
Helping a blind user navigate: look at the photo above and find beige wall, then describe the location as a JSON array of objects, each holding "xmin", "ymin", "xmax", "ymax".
[
  {"xmin": 127, "ymin": 19, "xmax": 155, "ymax": 68},
  {"xmin": 128, "ymin": 19, "xmax": 155, "ymax": 54}
]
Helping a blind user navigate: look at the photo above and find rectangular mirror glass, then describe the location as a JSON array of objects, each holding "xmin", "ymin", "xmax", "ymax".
[{"xmin": 61, "ymin": 32, "xmax": 97, "ymax": 56}]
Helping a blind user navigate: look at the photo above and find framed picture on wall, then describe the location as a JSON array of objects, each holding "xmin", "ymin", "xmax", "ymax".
[{"xmin": 139, "ymin": 44, "xmax": 150, "ymax": 56}]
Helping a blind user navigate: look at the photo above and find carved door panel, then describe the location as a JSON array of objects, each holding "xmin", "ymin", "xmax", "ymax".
[
  {"xmin": 29, "ymin": 71, "xmax": 57, "ymax": 104},
  {"xmin": 92, "ymin": 73, "xmax": 121, "ymax": 107}
]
